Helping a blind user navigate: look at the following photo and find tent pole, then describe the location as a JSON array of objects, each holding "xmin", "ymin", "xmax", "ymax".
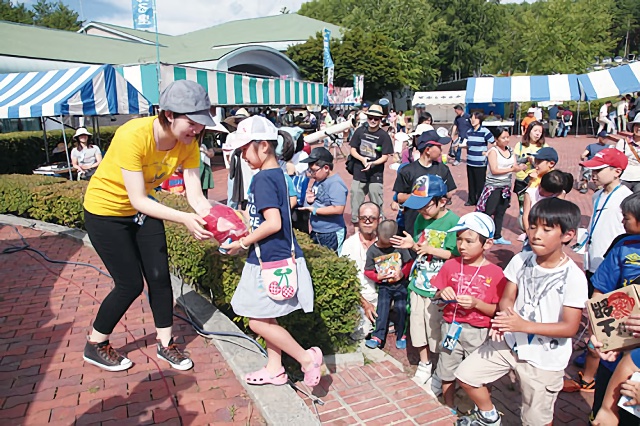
[
  {"xmin": 576, "ymin": 101, "xmax": 580, "ymax": 137},
  {"xmin": 60, "ymin": 115, "xmax": 73, "ymax": 180},
  {"xmin": 588, "ymin": 101, "xmax": 595, "ymax": 136},
  {"xmin": 41, "ymin": 117, "xmax": 49, "ymax": 164}
]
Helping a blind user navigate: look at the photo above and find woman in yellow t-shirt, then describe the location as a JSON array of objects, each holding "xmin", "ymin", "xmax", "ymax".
[
  {"xmin": 513, "ymin": 120, "xmax": 547, "ymax": 208},
  {"xmin": 82, "ymin": 80, "xmax": 217, "ymax": 372}
]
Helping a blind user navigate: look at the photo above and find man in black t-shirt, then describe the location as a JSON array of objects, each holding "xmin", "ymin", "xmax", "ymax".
[
  {"xmin": 451, "ymin": 104, "xmax": 472, "ymax": 166},
  {"xmin": 393, "ymin": 130, "xmax": 457, "ymax": 235},
  {"xmin": 349, "ymin": 104, "xmax": 394, "ymax": 224}
]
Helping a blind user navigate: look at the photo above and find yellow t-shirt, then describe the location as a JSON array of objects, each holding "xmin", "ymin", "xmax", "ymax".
[
  {"xmin": 514, "ymin": 142, "xmax": 546, "ymax": 181},
  {"xmin": 84, "ymin": 116, "xmax": 200, "ymax": 217}
]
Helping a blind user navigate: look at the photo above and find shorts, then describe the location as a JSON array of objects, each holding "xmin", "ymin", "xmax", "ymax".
[
  {"xmin": 455, "ymin": 339, "xmax": 564, "ymax": 426},
  {"xmin": 409, "ymin": 292, "xmax": 443, "ymax": 352},
  {"xmin": 435, "ymin": 322, "xmax": 488, "ymax": 381}
]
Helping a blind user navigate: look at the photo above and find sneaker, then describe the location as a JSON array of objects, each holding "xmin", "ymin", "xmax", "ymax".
[
  {"xmin": 413, "ymin": 361, "xmax": 433, "ymax": 384},
  {"xmin": 83, "ymin": 339, "xmax": 133, "ymax": 372},
  {"xmin": 429, "ymin": 374, "xmax": 442, "ymax": 397},
  {"xmin": 365, "ymin": 337, "xmax": 381, "ymax": 349},
  {"xmin": 456, "ymin": 407, "xmax": 502, "ymax": 425},
  {"xmin": 396, "ymin": 336, "xmax": 407, "ymax": 349},
  {"xmin": 493, "ymin": 237, "xmax": 512, "ymax": 245},
  {"xmin": 157, "ymin": 338, "xmax": 193, "ymax": 371}
]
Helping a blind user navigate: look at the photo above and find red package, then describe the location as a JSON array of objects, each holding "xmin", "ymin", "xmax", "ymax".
[{"xmin": 202, "ymin": 203, "xmax": 249, "ymax": 244}]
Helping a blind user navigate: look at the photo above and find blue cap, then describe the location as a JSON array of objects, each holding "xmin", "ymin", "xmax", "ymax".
[
  {"xmin": 597, "ymin": 130, "xmax": 608, "ymax": 138},
  {"xmin": 531, "ymin": 147, "xmax": 558, "ymax": 163},
  {"xmin": 403, "ymin": 175, "xmax": 448, "ymax": 210}
]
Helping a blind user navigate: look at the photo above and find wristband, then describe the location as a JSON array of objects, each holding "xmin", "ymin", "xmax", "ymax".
[
  {"xmin": 239, "ymin": 238, "xmax": 249, "ymax": 250},
  {"xmin": 312, "ymin": 206, "xmax": 318, "ymax": 215}
]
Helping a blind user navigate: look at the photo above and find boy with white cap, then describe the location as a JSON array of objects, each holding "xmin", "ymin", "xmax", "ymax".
[{"xmin": 431, "ymin": 212, "xmax": 507, "ymax": 413}]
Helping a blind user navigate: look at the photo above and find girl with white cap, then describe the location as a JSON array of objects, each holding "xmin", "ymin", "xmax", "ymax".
[{"xmin": 70, "ymin": 127, "xmax": 102, "ymax": 180}]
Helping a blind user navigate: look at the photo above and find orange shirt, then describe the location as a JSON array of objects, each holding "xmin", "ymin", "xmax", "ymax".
[{"xmin": 521, "ymin": 116, "xmax": 536, "ymax": 132}]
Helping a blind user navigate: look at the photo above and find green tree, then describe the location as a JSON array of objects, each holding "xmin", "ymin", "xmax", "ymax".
[
  {"xmin": 0, "ymin": 0, "xmax": 80, "ymax": 31},
  {"xmin": 611, "ymin": 0, "xmax": 640, "ymax": 57},
  {"xmin": 0, "ymin": 0, "xmax": 34, "ymax": 24},
  {"xmin": 492, "ymin": 0, "xmax": 616, "ymax": 75},
  {"xmin": 287, "ymin": 28, "xmax": 419, "ymax": 99}
]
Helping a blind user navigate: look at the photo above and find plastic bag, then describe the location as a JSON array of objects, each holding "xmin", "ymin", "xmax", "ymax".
[{"xmin": 202, "ymin": 201, "xmax": 249, "ymax": 244}]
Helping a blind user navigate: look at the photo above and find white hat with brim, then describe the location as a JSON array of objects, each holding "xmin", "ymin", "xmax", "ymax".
[
  {"xmin": 73, "ymin": 127, "xmax": 92, "ymax": 140},
  {"xmin": 205, "ymin": 122, "xmax": 229, "ymax": 133},
  {"xmin": 394, "ymin": 132, "xmax": 411, "ymax": 143},
  {"xmin": 365, "ymin": 105, "xmax": 385, "ymax": 117},
  {"xmin": 224, "ymin": 115, "xmax": 278, "ymax": 150},
  {"xmin": 628, "ymin": 115, "xmax": 640, "ymax": 132},
  {"xmin": 448, "ymin": 212, "xmax": 495, "ymax": 239}
]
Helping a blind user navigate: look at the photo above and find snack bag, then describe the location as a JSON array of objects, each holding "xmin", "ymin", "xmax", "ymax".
[{"xmin": 202, "ymin": 201, "xmax": 249, "ymax": 244}]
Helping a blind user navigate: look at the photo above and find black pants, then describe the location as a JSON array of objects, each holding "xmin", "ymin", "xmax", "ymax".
[
  {"xmin": 372, "ymin": 283, "xmax": 408, "ymax": 343},
  {"xmin": 483, "ymin": 188, "xmax": 510, "ymax": 239},
  {"xmin": 467, "ymin": 166, "xmax": 487, "ymax": 205},
  {"xmin": 84, "ymin": 210, "xmax": 173, "ymax": 334}
]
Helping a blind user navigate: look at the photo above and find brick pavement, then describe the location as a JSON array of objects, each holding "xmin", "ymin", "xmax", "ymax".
[
  {"xmin": 0, "ymin": 226, "xmax": 265, "ymax": 425},
  {"xmin": 0, "ymin": 133, "xmax": 610, "ymax": 426}
]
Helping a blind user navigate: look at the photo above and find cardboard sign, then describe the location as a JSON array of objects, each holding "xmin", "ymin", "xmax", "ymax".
[{"xmin": 587, "ymin": 285, "xmax": 640, "ymax": 352}]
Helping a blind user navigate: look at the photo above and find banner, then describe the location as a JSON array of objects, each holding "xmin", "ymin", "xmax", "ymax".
[
  {"xmin": 132, "ymin": 0, "xmax": 154, "ymax": 29},
  {"xmin": 323, "ymin": 28, "xmax": 334, "ymax": 69},
  {"xmin": 353, "ymin": 75, "xmax": 364, "ymax": 104},
  {"xmin": 327, "ymin": 67, "xmax": 334, "ymax": 95},
  {"xmin": 328, "ymin": 87, "xmax": 356, "ymax": 105}
]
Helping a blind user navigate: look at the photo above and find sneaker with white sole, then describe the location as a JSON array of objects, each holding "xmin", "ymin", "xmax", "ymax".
[
  {"xmin": 157, "ymin": 338, "xmax": 193, "ymax": 370},
  {"xmin": 428, "ymin": 374, "xmax": 442, "ymax": 397},
  {"xmin": 456, "ymin": 407, "xmax": 502, "ymax": 425},
  {"xmin": 413, "ymin": 361, "xmax": 432, "ymax": 384},
  {"xmin": 83, "ymin": 339, "xmax": 133, "ymax": 372}
]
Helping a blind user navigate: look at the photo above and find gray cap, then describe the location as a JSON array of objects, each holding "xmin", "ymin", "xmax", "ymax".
[{"xmin": 159, "ymin": 80, "xmax": 215, "ymax": 127}]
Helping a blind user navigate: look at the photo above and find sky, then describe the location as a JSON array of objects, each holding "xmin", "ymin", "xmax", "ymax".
[{"xmin": 21, "ymin": 0, "xmax": 528, "ymax": 35}]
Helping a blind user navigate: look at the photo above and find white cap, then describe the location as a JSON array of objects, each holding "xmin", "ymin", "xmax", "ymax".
[
  {"xmin": 394, "ymin": 132, "xmax": 411, "ymax": 143},
  {"xmin": 527, "ymin": 107, "xmax": 537, "ymax": 113},
  {"xmin": 448, "ymin": 212, "xmax": 495, "ymax": 239},
  {"xmin": 225, "ymin": 116, "xmax": 278, "ymax": 150},
  {"xmin": 410, "ymin": 123, "xmax": 434, "ymax": 136}
]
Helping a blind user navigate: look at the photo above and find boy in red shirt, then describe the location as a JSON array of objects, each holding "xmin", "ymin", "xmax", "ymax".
[{"xmin": 431, "ymin": 212, "xmax": 507, "ymax": 412}]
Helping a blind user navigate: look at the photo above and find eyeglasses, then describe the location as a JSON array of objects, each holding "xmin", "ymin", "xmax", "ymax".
[
  {"xmin": 358, "ymin": 215, "xmax": 379, "ymax": 223},
  {"xmin": 307, "ymin": 167, "xmax": 321, "ymax": 175}
]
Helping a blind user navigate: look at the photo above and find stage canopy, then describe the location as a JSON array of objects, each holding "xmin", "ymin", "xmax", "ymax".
[
  {"xmin": 119, "ymin": 63, "xmax": 325, "ymax": 106},
  {"xmin": 0, "ymin": 64, "xmax": 152, "ymax": 118},
  {"xmin": 412, "ymin": 90, "xmax": 466, "ymax": 107},
  {"xmin": 577, "ymin": 62, "xmax": 640, "ymax": 101},
  {"xmin": 465, "ymin": 74, "xmax": 581, "ymax": 103}
]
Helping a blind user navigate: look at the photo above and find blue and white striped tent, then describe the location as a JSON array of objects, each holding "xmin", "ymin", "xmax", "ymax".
[
  {"xmin": 577, "ymin": 62, "xmax": 640, "ymax": 101},
  {"xmin": 465, "ymin": 74, "xmax": 581, "ymax": 103},
  {"xmin": 0, "ymin": 64, "xmax": 153, "ymax": 119}
]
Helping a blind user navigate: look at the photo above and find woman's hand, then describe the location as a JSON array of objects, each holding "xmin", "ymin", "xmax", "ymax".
[{"xmin": 181, "ymin": 212, "xmax": 213, "ymax": 240}]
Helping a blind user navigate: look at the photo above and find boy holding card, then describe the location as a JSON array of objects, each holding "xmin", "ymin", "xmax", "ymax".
[{"xmin": 431, "ymin": 212, "xmax": 507, "ymax": 412}]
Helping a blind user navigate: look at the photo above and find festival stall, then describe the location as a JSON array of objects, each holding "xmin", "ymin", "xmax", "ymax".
[
  {"xmin": 118, "ymin": 63, "xmax": 325, "ymax": 106},
  {"xmin": 577, "ymin": 62, "xmax": 640, "ymax": 101},
  {"xmin": 0, "ymin": 64, "xmax": 153, "ymax": 177},
  {"xmin": 411, "ymin": 91, "xmax": 466, "ymax": 123}
]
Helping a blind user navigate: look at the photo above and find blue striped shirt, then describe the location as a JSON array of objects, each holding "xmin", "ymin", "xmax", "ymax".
[{"xmin": 467, "ymin": 126, "xmax": 495, "ymax": 167}]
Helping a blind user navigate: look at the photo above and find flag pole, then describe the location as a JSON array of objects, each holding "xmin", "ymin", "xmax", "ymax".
[{"xmin": 152, "ymin": 0, "xmax": 161, "ymax": 107}]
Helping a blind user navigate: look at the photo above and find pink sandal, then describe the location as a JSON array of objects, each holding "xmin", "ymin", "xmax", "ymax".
[
  {"xmin": 245, "ymin": 367, "xmax": 288, "ymax": 386},
  {"xmin": 302, "ymin": 347, "xmax": 323, "ymax": 387}
]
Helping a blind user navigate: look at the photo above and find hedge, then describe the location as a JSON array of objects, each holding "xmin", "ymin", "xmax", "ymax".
[
  {"xmin": 0, "ymin": 174, "xmax": 361, "ymax": 354},
  {"xmin": 0, "ymin": 126, "xmax": 120, "ymax": 175}
]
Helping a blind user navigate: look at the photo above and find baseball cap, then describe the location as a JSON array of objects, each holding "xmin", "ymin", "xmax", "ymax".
[
  {"xmin": 159, "ymin": 80, "xmax": 216, "ymax": 127},
  {"xmin": 410, "ymin": 123, "xmax": 434, "ymax": 137},
  {"xmin": 417, "ymin": 129, "xmax": 452, "ymax": 152},
  {"xmin": 527, "ymin": 107, "xmax": 536, "ymax": 113},
  {"xmin": 531, "ymin": 147, "xmax": 558, "ymax": 163},
  {"xmin": 597, "ymin": 130, "xmax": 608, "ymax": 138},
  {"xmin": 448, "ymin": 212, "xmax": 495, "ymax": 239},
  {"xmin": 225, "ymin": 115, "xmax": 278, "ymax": 150},
  {"xmin": 402, "ymin": 175, "xmax": 448, "ymax": 210},
  {"xmin": 301, "ymin": 147, "xmax": 334, "ymax": 164},
  {"xmin": 580, "ymin": 147, "xmax": 628, "ymax": 170},
  {"xmin": 394, "ymin": 132, "xmax": 411, "ymax": 143},
  {"xmin": 453, "ymin": 104, "xmax": 464, "ymax": 111}
]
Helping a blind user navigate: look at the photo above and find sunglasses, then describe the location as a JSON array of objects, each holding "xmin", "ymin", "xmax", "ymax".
[
  {"xmin": 366, "ymin": 116, "xmax": 381, "ymax": 122},
  {"xmin": 358, "ymin": 215, "xmax": 379, "ymax": 223}
]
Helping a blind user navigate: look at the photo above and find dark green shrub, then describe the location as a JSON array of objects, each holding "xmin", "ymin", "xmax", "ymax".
[
  {"xmin": 0, "ymin": 175, "xmax": 361, "ymax": 353},
  {"xmin": 0, "ymin": 126, "xmax": 120, "ymax": 174}
]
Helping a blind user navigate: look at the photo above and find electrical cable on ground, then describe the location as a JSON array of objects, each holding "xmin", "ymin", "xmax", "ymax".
[{"xmin": 1, "ymin": 224, "xmax": 325, "ymax": 422}]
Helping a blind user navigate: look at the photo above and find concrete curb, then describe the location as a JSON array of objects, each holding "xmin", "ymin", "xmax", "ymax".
[{"xmin": 0, "ymin": 214, "xmax": 320, "ymax": 426}]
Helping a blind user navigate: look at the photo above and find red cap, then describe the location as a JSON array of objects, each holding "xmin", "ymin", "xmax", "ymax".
[{"xmin": 579, "ymin": 148, "xmax": 628, "ymax": 170}]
